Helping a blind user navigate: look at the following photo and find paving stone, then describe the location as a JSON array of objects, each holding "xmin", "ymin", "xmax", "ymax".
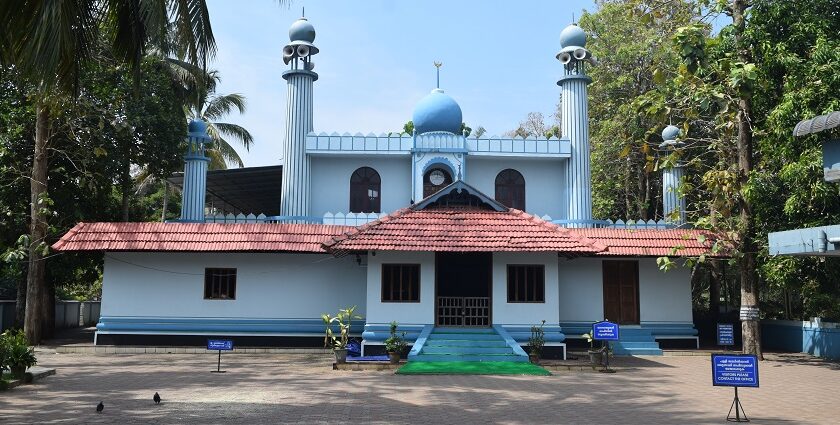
[{"xmin": 0, "ymin": 352, "xmax": 836, "ymax": 424}]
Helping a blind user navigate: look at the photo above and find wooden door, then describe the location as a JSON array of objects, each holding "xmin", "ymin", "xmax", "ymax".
[{"xmin": 602, "ymin": 260, "xmax": 640, "ymax": 324}]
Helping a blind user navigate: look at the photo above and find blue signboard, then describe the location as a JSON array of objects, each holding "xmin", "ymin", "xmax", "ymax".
[
  {"xmin": 717, "ymin": 323, "xmax": 735, "ymax": 346},
  {"xmin": 592, "ymin": 321, "xmax": 620, "ymax": 341},
  {"xmin": 712, "ymin": 354, "xmax": 759, "ymax": 387},
  {"xmin": 207, "ymin": 339, "xmax": 234, "ymax": 351}
]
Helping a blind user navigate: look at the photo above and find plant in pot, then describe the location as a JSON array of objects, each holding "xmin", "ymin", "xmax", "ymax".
[
  {"xmin": 322, "ymin": 306, "xmax": 362, "ymax": 364},
  {"xmin": 528, "ymin": 320, "xmax": 546, "ymax": 364},
  {"xmin": 384, "ymin": 321, "xmax": 408, "ymax": 364},
  {"xmin": 2, "ymin": 330, "xmax": 37, "ymax": 380},
  {"xmin": 582, "ymin": 332, "xmax": 604, "ymax": 366}
]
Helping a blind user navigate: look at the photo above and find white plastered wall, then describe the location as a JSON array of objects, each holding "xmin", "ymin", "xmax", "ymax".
[
  {"xmin": 364, "ymin": 251, "xmax": 435, "ymax": 326},
  {"xmin": 557, "ymin": 257, "xmax": 693, "ymax": 324},
  {"xmin": 491, "ymin": 252, "xmax": 560, "ymax": 326},
  {"xmin": 309, "ymin": 156, "xmax": 412, "ymax": 217},
  {"xmin": 101, "ymin": 252, "xmax": 366, "ymax": 319},
  {"xmin": 466, "ymin": 157, "xmax": 567, "ymax": 219}
]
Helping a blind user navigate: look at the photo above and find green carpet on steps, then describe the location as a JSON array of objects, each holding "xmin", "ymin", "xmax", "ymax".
[{"xmin": 396, "ymin": 361, "xmax": 551, "ymax": 376}]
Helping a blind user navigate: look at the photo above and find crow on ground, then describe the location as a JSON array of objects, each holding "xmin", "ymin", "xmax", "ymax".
[
  {"xmin": 96, "ymin": 402, "xmax": 104, "ymax": 413},
  {"xmin": 154, "ymin": 392, "xmax": 161, "ymax": 404}
]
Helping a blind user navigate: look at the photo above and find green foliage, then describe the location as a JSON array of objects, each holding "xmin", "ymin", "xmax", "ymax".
[
  {"xmin": 383, "ymin": 321, "xmax": 408, "ymax": 354},
  {"xmin": 1, "ymin": 329, "xmax": 37, "ymax": 371},
  {"xmin": 321, "ymin": 306, "xmax": 363, "ymax": 350}
]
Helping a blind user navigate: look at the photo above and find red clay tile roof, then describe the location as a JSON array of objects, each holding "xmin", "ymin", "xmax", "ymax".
[
  {"xmin": 323, "ymin": 207, "xmax": 608, "ymax": 254},
  {"xmin": 568, "ymin": 228, "xmax": 720, "ymax": 257},
  {"xmin": 51, "ymin": 222, "xmax": 354, "ymax": 253}
]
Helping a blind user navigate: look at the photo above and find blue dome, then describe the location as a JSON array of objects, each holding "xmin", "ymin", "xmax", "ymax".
[
  {"xmin": 662, "ymin": 125, "xmax": 681, "ymax": 142},
  {"xmin": 559, "ymin": 24, "xmax": 586, "ymax": 48},
  {"xmin": 289, "ymin": 17, "xmax": 315, "ymax": 43},
  {"xmin": 188, "ymin": 119, "xmax": 210, "ymax": 140},
  {"xmin": 412, "ymin": 89, "xmax": 463, "ymax": 134}
]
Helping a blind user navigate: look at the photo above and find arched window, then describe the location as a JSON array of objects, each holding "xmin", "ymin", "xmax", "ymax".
[
  {"xmin": 423, "ymin": 167, "xmax": 453, "ymax": 198},
  {"xmin": 495, "ymin": 169, "xmax": 525, "ymax": 210},
  {"xmin": 350, "ymin": 167, "xmax": 381, "ymax": 213}
]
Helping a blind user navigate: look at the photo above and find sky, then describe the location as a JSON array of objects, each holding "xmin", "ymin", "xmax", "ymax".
[{"xmin": 206, "ymin": 0, "xmax": 596, "ymax": 167}]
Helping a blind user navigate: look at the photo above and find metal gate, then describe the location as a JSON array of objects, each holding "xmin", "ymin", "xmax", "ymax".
[{"xmin": 436, "ymin": 296, "xmax": 490, "ymax": 327}]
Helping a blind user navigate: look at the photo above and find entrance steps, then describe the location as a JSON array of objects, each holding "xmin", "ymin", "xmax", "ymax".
[
  {"xmin": 411, "ymin": 327, "xmax": 528, "ymax": 362},
  {"xmin": 610, "ymin": 328, "xmax": 662, "ymax": 356}
]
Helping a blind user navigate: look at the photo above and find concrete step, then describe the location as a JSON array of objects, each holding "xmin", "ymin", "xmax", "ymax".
[
  {"xmin": 412, "ymin": 353, "xmax": 528, "ymax": 362},
  {"xmin": 427, "ymin": 333, "xmax": 501, "ymax": 341},
  {"xmin": 614, "ymin": 347, "xmax": 663, "ymax": 356},
  {"xmin": 424, "ymin": 341, "xmax": 510, "ymax": 348},
  {"xmin": 422, "ymin": 346, "xmax": 515, "ymax": 355},
  {"xmin": 432, "ymin": 327, "xmax": 496, "ymax": 334}
]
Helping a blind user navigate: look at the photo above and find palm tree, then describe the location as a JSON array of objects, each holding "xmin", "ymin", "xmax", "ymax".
[
  {"xmin": 188, "ymin": 71, "xmax": 254, "ymax": 169},
  {"xmin": 0, "ymin": 0, "xmax": 215, "ymax": 344}
]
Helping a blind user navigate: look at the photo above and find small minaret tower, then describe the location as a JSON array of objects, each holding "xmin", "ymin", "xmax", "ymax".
[
  {"xmin": 660, "ymin": 125, "xmax": 687, "ymax": 225},
  {"xmin": 180, "ymin": 119, "xmax": 211, "ymax": 222},
  {"xmin": 557, "ymin": 23, "xmax": 596, "ymax": 228},
  {"xmin": 280, "ymin": 14, "xmax": 319, "ymax": 220}
]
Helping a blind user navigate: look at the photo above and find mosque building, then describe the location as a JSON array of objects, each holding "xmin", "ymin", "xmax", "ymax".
[{"xmin": 53, "ymin": 16, "xmax": 715, "ymax": 360}]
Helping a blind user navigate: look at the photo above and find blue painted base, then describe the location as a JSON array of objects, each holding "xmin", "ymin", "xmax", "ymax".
[{"xmin": 559, "ymin": 322, "xmax": 699, "ymax": 356}]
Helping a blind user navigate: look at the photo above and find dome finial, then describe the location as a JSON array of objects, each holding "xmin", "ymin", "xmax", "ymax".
[{"xmin": 433, "ymin": 61, "xmax": 442, "ymax": 89}]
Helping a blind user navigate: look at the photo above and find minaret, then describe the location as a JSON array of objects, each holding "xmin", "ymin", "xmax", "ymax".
[
  {"xmin": 280, "ymin": 15, "xmax": 319, "ymax": 220},
  {"xmin": 556, "ymin": 23, "xmax": 595, "ymax": 228},
  {"xmin": 180, "ymin": 119, "xmax": 211, "ymax": 222},
  {"xmin": 660, "ymin": 125, "xmax": 686, "ymax": 225}
]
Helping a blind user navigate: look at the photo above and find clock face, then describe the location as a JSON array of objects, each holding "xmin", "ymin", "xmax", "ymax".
[{"xmin": 430, "ymin": 170, "xmax": 446, "ymax": 186}]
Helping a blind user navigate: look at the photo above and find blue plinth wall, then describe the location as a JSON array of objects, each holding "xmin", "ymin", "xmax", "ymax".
[{"xmin": 762, "ymin": 319, "xmax": 840, "ymax": 360}]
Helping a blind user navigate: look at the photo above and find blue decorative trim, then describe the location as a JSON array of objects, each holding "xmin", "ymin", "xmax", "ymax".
[
  {"xmin": 420, "ymin": 156, "xmax": 457, "ymax": 176},
  {"xmin": 558, "ymin": 322, "xmax": 697, "ymax": 338},
  {"xmin": 282, "ymin": 69, "xmax": 319, "ymax": 81},
  {"xmin": 556, "ymin": 74, "xmax": 592, "ymax": 85},
  {"xmin": 498, "ymin": 325, "xmax": 565, "ymax": 343},
  {"xmin": 493, "ymin": 325, "xmax": 529, "ymax": 357},
  {"xmin": 96, "ymin": 316, "xmax": 363, "ymax": 336},
  {"xmin": 361, "ymin": 323, "xmax": 425, "ymax": 343},
  {"xmin": 412, "ymin": 180, "xmax": 508, "ymax": 212},
  {"xmin": 407, "ymin": 325, "xmax": 434, "ymax": 360}
]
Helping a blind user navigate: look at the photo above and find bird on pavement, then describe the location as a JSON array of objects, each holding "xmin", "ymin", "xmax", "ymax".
[
  {"xmin": 96, "ymin": 402, "xmax": 104, "ymax": 413},
  {"xmin": 153, "ymin": 392, "xmax": 161, "ymax": 404}
]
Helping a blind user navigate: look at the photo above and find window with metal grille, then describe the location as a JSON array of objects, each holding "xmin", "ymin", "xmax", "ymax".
[
  {"xmin": 507, "ymin": 265, "xmax": 544, "ymax": 303},
  {"xmin": 204, "ymin": 268, "xmax": 237, "ymax": 300},
  {"xmin": 349, "ymin": 167, "xmax": 381, "ymax": 213},
  {"xmin": 381, "ymin": 264, "xmax": 420, "ymax": 302},
  {"xmin": 495, "ymin": 169, "xmax": 526, "ymax": 210}
]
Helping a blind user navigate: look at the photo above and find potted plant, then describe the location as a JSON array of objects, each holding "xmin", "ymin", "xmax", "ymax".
[
  {"xmin": 2, "ymin": 330, "xmax": 37, "ymax": 380},
  {"xmin": 528, "ymin": 320, "xmax": 546, "ymax": 364},
  {"xmin": 384, "ymin": 321, "xmax": 407, "ymax": 364},
  {"xmin": 322, "ymin": 306, "xmax": 362, "ymax": 364},
  {"xmin": 582, "ymin": 332, "xmax": 604, "ymax": 366}
]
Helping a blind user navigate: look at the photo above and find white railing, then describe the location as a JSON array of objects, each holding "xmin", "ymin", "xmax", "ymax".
[{"xmin": 323, "ymin": 212, "xmax": 386, "ymax": 226}]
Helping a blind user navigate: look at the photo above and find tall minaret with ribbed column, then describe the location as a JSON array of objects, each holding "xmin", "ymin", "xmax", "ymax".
[
  {"xmin": 279, "ymin": 16, "xmax": 319, "ymax": 220},
  {"xmin": 180, "ymin": 119, "xmax": 211, "ymax": 222},
  {"xmin": 660, "ymin": 125, "xmax": 687, "ymax": 225},
  {"xmin": 556, "ymin": 23, "xmax": 595, "ymax": 228}
]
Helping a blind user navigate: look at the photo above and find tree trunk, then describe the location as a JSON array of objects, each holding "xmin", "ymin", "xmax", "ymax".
[
  {"xmin": 161, "ymin": 180, "xmax": 169, "ymax": 222},
  {"xmin": 709, "ymin": 260, "xmax": 721, "ymax": 316},
  {"xmin": 24, "ymin": 103, "xmax": 50, "ymax": 345},
  {"xmin": 15, "ymin": 268, "xmax": 26, "ymax": 328},
  {"xmin": 121, "ymin": 163, "xmax": 131, "ymax": 222},
  {"xmin": 733, "ymin": 0, "xmax": 762, "ymax": 359}
]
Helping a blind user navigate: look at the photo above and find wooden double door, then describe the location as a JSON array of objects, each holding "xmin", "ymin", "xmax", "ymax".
[{"xmin": 602, "ymin": 260, "xmax": 640, "ymax": 325}]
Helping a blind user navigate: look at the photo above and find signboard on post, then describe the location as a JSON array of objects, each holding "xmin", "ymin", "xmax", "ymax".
[
  {"xmin": 592, "ymin": 321, "xmax": 620, "ymax": 341},
  {"xmin": 712, "ymin": 353, "xmax": 759, "ymax": 422},
  {"xmin": 712, "ymin": 353, "xmax": 759, "ymax": 387},
  {"xmin": 207, "ymin": 339, "xmax": 233, "ymax": 373},
  {"xmin": 717, "ymin": 323, "xmax": 735, "ymax": 347},
  {"xmin": 207, "ymin": 339, "xmax": 234, "ymax": 351}
]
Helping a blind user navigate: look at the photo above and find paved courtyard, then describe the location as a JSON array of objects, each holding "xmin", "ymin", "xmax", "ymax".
[{"xmin": 1, "ymin": 350, "xmax": 838, "ymax": 424}]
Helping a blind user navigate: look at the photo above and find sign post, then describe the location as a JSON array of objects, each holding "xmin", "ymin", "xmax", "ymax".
[
  {"xmin": 711, "ymin": 353, "xmax": 759, "ymax": 422},
  {"xmin": 207, "ymin": 339, "xmax": 234, "ymax": 373},
  {"xmin": 717, "ymin": 323, "xmax": 735, "ymax": 350},
  {"xmin": 592, "ymin": 321, "xmax": 620, "ymax": 373}
]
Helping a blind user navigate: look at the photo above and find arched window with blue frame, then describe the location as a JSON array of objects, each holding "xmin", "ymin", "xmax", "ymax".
[
  {"xmin": 350, "ymin": 167, "xmax": 381, "ymax": 213},
  {"xmin": 495, "ymin": 169, "xmax": 526, "ymax": 210}
]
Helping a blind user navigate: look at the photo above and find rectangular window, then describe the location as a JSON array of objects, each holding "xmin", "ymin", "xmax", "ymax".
[
  {"xmin": 204, "ymin": 268, "xmax": 237, "ymax": 300},
  {"xmin": 507, "ymin": 265, "xmax": 545, "ymax": 303},
  {"xmin": 381, "ymin": 264, "xmax": 420, "ymax": 302}
]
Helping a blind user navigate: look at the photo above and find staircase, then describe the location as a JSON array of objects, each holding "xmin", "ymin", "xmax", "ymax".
[
  {"xmin": 411, "ymin": 327, "xmax": 528, "ymax": 362},
  {"xmin": 610, "ymin": 328, "xmax": 662, "ymax": 356}
]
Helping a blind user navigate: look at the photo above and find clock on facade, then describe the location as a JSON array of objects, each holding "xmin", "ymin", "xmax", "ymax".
[{"xmin": 430, "ymin": 169, "xmax": 446, "ymax": 186}]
